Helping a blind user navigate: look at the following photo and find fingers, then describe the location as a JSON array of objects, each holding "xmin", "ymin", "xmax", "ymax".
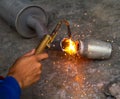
[
  {"xmin": 23, "ymin": 49, "xmax": 49, "ymax": 62},
  {"xmin": 32, "ymin": 76, "xmax": 40, "ymax": 84},
  {"xmin": 35, "ymin": 53, "xmax": 48, "ymax": 61},
  {"xmin": 24, "ymin": 49, "xmax": 35, "ymax": 56}
]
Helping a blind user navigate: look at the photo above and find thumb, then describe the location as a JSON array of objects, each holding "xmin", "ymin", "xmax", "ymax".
[
  {"xmin": 36, "ymin": 53, "xmax": 48, "ymax": 61},
  {"xmin": 24, "ymin": 49, "xmax": 35, "ymax": 56}
]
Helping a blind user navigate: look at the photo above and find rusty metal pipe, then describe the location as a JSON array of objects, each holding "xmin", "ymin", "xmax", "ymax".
[{"xmin": 0, "ymin": 0, "xmax": 48, "ymax": 38}]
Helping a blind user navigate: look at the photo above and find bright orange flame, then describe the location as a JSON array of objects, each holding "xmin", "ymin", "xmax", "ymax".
[{"xmin": 61, "ymin": 38, "xmax": 78, "ymax": 55}]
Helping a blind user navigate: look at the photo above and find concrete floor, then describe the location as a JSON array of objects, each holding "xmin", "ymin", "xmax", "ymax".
[{"xmin": 0, "ymin": 0, "xmax": 120, "ymax": 99}]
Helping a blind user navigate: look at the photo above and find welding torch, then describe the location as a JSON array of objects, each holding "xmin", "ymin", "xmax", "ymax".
[{"xmin": 35, "ymin": 19, "xmax": 72, "ymax": 55}]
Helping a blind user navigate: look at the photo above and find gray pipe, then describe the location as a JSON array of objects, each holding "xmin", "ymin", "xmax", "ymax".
[{"xmin": 0, "ymin": 0, "xmax": 48, "ymax": 38}]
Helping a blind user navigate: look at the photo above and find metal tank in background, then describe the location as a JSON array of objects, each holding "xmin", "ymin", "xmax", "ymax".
[{"xmin": 0, "ymin": 0, "xmax": 48, "ymax": 38}]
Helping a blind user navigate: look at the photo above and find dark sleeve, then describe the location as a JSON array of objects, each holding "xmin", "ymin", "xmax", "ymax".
[{"xmin": 0, "ymin": 76, "xmax": 21, "ymax": 99}]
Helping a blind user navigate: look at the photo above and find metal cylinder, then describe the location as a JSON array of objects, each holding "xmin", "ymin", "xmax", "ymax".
[
  {"xmin": 0, "ymin": 0, "xmax": 48, "ymax": 38},
  {"xmin": 79, "ymin": 38, "xmax": 112, "ymax": 59}
]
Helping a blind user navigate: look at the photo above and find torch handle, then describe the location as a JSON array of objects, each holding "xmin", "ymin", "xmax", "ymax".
[{"xmin": 35, "ymin": 35, "xmax": 51, "ymax": 55}]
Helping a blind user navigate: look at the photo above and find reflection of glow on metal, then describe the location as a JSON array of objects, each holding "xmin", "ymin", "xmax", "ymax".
[{"xmin": 60, "ymin": 38, "xmax": 78, "ymax": 55}]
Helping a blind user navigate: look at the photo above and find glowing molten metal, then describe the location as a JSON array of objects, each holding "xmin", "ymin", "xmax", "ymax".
[{"xmin": 61, "ymin": 38, "xmax": 78, "ymax": 55}]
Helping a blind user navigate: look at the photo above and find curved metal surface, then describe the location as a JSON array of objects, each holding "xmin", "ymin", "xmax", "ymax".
[
  {"xmin": 79, "ymin": 38, "xmax": 112, "ymax": 59},
  {"xmin": 0, "ymin": 0, "xmax": 48, "ymax": 38}
]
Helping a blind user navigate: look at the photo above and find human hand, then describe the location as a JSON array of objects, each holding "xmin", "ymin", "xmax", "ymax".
[{"xmin": 7, "ymin": 49, "xmax": 48, "ymax": 88}]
